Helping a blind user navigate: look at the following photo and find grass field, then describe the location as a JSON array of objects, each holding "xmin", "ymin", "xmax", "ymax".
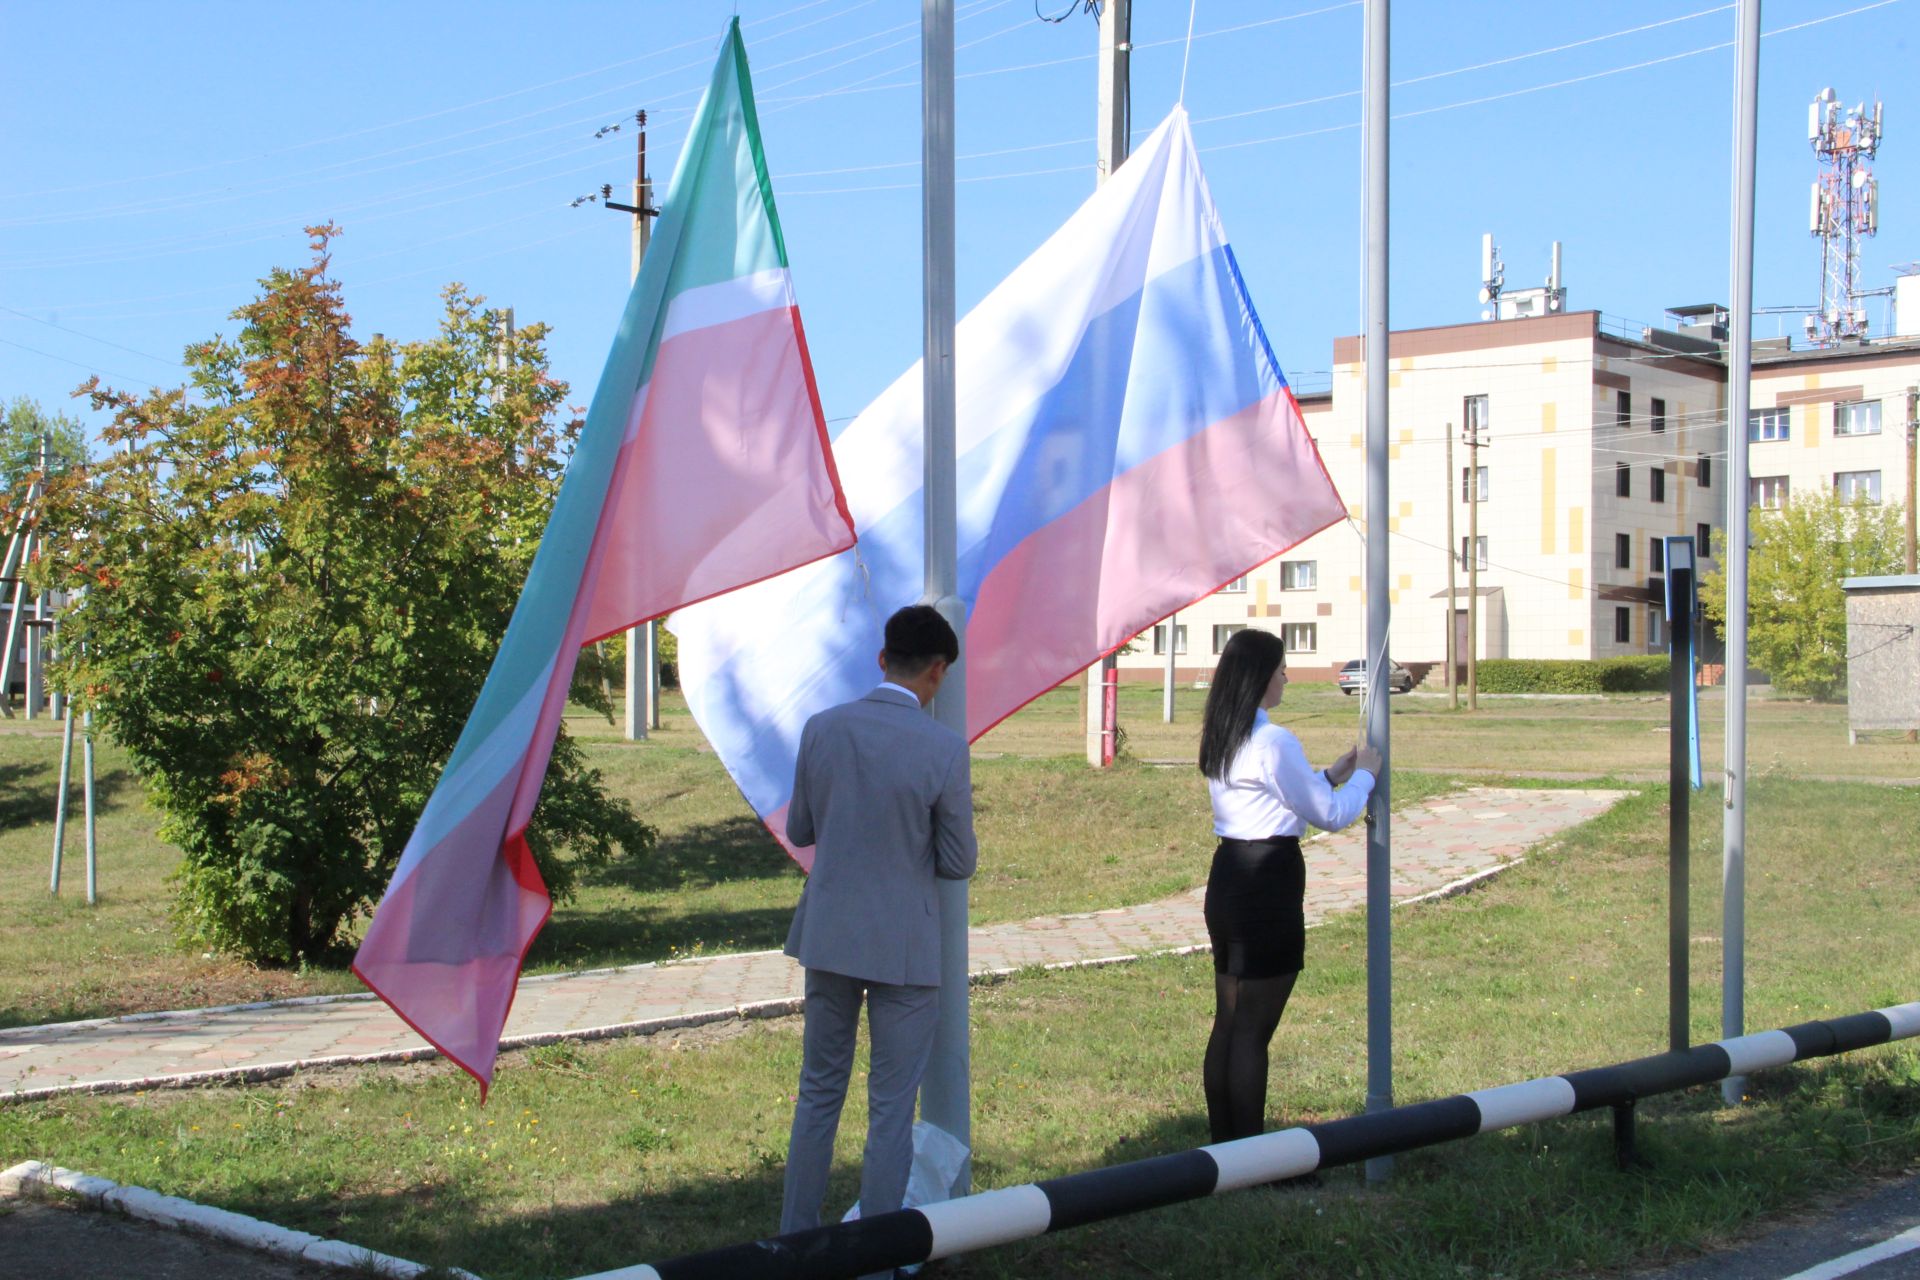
[
  {"xmin": 2, "ymin": 681, "xmax": 1914, "ymax": 1029},
  {"xmin": 1, "ymin": 777, "xmax": 1914, "ymax": 1279}
]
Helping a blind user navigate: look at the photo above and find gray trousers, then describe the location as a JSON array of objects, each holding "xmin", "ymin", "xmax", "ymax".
[{"xmin": 780, "ymin": 967, "xmax": 940, "ymax": 1239}]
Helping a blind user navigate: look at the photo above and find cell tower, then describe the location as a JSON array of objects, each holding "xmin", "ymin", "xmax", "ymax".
[{"xmin": 1806, "ymin": 87, "xmax": 1882, "ymax": 346}]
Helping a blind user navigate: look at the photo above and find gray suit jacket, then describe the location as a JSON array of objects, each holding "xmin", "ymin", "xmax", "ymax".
[{"xmin": 784, "ymin": 686, "xmax": 977, "ymax": 987}]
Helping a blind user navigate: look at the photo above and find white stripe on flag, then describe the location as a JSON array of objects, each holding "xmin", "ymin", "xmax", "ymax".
[{"xmin": 658, "ymin": 267, "xmax": 793, "ymax": 345}]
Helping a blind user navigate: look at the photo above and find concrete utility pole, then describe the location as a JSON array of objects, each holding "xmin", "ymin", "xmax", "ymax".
[
  {"xmin": 617, "ymin": 114, "xmax": 662, "ymax": 742},
  {"xmin": 1445, "ymin": 426, "xmax": 1458, "ymax": 709},
  {"xmin": 1085, "ymin": 0, "xmax": 1130, "ymax": 768},
  {"xmin": 1720, "ymin": 0, "xmax": 1761, "ymax": 1104},
  {"xmin": 1163, "ymin": 611, "xmax": 1177, "ymax": 723},
  {"xmin": 1464, "ymin": 409, "xmax": 1484, "ymax": 710},
  {"xmin": 1361, "ymin": 0, "xmax": 1394, "ymax": 1185},
  {"xmin": 919, "ymin": 0, "xmax": 971, "ymax": 1197},
  {"xmin": 1906, "ymin": 386, "xmax": 1917, "ymax": 576}
]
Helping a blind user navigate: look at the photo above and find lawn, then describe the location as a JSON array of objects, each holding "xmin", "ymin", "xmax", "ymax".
[
  {"xmin": 2, "ymin": 678, "xmax": 1914, "ymax": 1029},
  {"xmin": 2, "ymin": 777, "xmax": 1914, "ymax": 1279}
]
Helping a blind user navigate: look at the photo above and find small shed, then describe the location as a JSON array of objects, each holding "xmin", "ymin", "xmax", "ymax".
[{"xmin": 1842, "ymin": 574, "xmax": 1920, "ymax": 743}]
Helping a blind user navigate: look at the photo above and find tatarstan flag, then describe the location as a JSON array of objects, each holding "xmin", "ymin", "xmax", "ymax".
[{"xmin": 354, "ymin": 18, "xmax": 854, "ymax": 1094}]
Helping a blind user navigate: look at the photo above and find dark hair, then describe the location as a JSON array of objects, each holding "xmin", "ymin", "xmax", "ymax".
[
  {"xmin": 882, "ymin": 604, "xmax": 960, "ymax": 678},
  {"xmin": 1197, "ymin": 629, "xmax": 1285, "ymax": 781}
]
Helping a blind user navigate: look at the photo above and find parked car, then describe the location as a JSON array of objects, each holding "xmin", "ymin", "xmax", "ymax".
[{"xmin": 1337, "ymin": 658, "xmax": 1414, "ymax": 695}]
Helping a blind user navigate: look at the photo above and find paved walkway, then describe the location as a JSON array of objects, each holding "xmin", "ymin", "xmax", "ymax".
[{"xmin": 0, "ymin": 787, "xmax": 1629, "ymax": 1102}]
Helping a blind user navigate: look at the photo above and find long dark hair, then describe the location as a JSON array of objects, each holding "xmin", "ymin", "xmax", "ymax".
[{"xmin": 1198, "ymin": 629, "xmax": 1286, "ymax": 781}]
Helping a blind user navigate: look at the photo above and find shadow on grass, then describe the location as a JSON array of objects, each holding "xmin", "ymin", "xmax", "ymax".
[
  {"xmin": 586, "ymin": 814, "xmax": 796, "ymax": 894},
  {"xmin": 528, "ymin": 901, "xmax": 797, "ymax": 971},
  {"xmin": 0, "ymin": 760, "xmax": 142, "ymax": 832},
  {"xmin": 202, "ymin": 1157, "xmax": 792, "ymax": 1280}
]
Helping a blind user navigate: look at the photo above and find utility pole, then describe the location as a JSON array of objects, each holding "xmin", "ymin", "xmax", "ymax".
[
  {"xmin": 605, "ymin": 112, "xmax": 662, "ymax": 742},
  {"xmin": 1444, "ymin": 426, "xmax": 1458, "ymax": 710},
  {"xmin": 1163, "ymin": 611, "xmax": 1176, "ymax": 723},
  {"xmin": 1464, "ymin": 408, "xmax": 1485, "ymax": 711},
  {"xmin": 1085, "ymin": 0, "xmax": 1130, "ymax": 767},
  {"xmin": 1906, "ymin": 386, "xmax": 1916, "ymax": 576}
]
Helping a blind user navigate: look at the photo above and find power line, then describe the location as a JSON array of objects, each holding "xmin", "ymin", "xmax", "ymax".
[{"xmin": 0, "ymin": 305, "xmax": 185, "ymax": 368}]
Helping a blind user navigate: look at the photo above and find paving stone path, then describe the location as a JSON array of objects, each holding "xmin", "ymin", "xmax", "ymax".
[{"xmin": 0, "ymin": 787, "xmax": 1629, "ymax": 1101}]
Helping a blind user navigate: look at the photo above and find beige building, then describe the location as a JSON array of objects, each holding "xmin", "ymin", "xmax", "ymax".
[{"xmin": 1122, "ymin": 308, "xmax": 1920, "ymax": 686}]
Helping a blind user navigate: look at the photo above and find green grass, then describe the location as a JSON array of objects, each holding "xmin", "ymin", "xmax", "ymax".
[
  {"xmin": 1, "ymin": 777, "xmax": 1914, "ymax": 1279},
  {"xmin": 0, "ymin": 699, "xmax": 1458, "ymax": 1029},
  {"xmin": 0, "ymin": 678, "xmax": 1911, "ymax": 1030}
]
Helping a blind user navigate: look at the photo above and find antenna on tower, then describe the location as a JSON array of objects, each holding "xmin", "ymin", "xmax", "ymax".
[
  {"xmin": 1478, "ymin": 233, "xmax": 1504, "ymax": 320},
  {"xmin": 1806, "ymin": 86, "xmax": 1883, "ymax": 346}
]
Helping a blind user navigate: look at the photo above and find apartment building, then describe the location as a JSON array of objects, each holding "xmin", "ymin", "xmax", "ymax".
[{"xmin": 1119, "ymin": 307, "xmax": 1920, "ymax": 685}]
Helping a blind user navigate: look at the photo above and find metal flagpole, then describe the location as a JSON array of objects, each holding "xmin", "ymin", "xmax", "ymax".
[
  {"xmin": 1362, "ymin": 0, "xmax": 1395, "ymax": 1183},
  {"xmin": 1721, "ymin": 0, "xmax": 1761, "ymax": 1104},
  {"xmin": 919, "ymin": 0, "xmax": 970, "ymax": 1198}
]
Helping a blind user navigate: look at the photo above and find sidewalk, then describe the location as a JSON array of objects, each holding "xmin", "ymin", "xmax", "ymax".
[{"xmin": 0, "ymin": 787, "xmax": 1628, "ymax": 1102}]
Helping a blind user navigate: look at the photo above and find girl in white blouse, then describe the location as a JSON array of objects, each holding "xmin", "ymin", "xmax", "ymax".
[{"xmin": 1197, "ymin": 628, "xmax": 1378, "ymax": 1142}]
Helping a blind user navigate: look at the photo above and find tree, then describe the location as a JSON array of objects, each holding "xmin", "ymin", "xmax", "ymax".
[
  {"xmin": 36, "ymin": 227, "xmax": 651, "ymax": 965},
  {"xmin": 0, "ymin": 396, "xmax": 88, "ymax": 499},
  {"xmin": 1701, "ymin": 488, "xmax": 1907, "ymax": 701}
]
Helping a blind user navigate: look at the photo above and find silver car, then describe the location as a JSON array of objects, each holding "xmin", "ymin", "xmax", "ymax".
[{"xmin": 1337, "ymin": 658, "xmax": 1414, "ymax": 695}]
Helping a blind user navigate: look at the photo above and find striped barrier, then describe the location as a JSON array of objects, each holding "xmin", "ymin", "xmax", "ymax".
[{"xmin": 576, "ymin": 1002, "xmax": 1920, "ymax": 1280}]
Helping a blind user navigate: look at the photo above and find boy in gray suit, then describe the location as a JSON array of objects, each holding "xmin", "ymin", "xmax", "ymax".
[{"xmin": 780, "ymin": 604, "xmax": 978, "ymax": 1246}]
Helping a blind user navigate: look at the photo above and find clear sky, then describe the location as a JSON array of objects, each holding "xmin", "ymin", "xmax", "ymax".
[{"xmin": 2, "ymin": 0, "xmax": 1914, "ymax": 446}]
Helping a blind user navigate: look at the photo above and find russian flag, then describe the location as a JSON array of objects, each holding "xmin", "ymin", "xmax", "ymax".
[
  {"xmin": 353, "ymin": 19, "xmax": 854, "ymax": 1094},
  {"xmin": 671, "ymin": 108, "xmax": 1344, "ymax": 865}
]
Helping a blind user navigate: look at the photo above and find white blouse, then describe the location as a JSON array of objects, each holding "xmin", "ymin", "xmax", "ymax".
[{"xmin": 1209, "ymin": 710, "xmax": 1375, "ymax": 839}]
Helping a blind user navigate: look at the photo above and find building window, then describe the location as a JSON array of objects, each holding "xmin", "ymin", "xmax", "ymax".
[
  {"xmin": 1615, "ymin": 389, "xmax": 1631, "ymax": 428},
  {"xmin": 1650, "ymin": 398, "xmax": 1666, "ymax": 433},
  {"xmin": 1614, "ymin": 606, "xmax": 1631, "ymax": 644},
  {"xmin": 1615, "ymin": 532, "xmax": 1631, "ymax": 570},
  {"xmin": 1697, "ymin": 523, "xmax": 1712, "ymax": 555},
  {"xmin": 1650, "ymin": 467, "xmax": 1666, "ymax": 503},
  {"xmin": 1281, "ymin": 622, "xmax": 1317, "ymax": 654},
  {"xmin": 1750, "ymin": 475, "xmax": 1789, "ymax": 509},
  {"xmin": 1212, "ymin": 624, "xmax": 1246, "ymax": 654},
  {"xmin": 1461, "ymin": 465, "xmax": 1489, "ymax": 502},
  {"xmin": 1650, "ymin": 537, "xmax": 1665, "ymax": 574},
  {"xmin": 1698, "ymin": 454, "xmax": 1711, "ymax": 487},
  {"xmin": 1648, "ymin": 607, "xmax": 1665, "ymax": 650},
  {"xmin": 1279, "ymin": 560, "xmax": 1316, "ymax": 590},
  {"xmin": 1835, "ymin": 469, "xmax": 1882, "ymax": 503},
  {"xmin": 1218, "ymin": 574, "xmax": 1249, "ymax": 594},
  {"xmin": 1748, "ymin": 407, "xmax": 1789, "ymax": 442},
  {"xmin": 1835, "ymin": 400, "xmax": 1882, "ymax": 436},
  {"xmin": 1152, "ymin": 623, "xmax": 1188, "ymax": 656},
  {"xmin": 1615, "ymin": 462, "xmax": 1631, "ymax": 497},
  {"xmin": 1464, "ymin": 394, "xmax": 1490, "ymax": 438},
  {"xmin": 1458, "ymin": 535, "xmax": 1487, "ymax": 570}
]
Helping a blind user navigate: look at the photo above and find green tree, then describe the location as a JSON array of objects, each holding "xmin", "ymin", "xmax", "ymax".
[
  {"xmin": 0, "ymin": 396, "xmax": 88, "ymax": 495},
  {"xmin": 1701, "ymin": 488, "xmax": 1907, "ymax": 701},
  {"xmin": 36, "ymin": 227, "xmax": 651, "ymax": 965}
]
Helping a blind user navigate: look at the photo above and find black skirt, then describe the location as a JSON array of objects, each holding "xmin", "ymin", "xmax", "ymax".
[{"xmin": 1204, "ymin": 836, "xmax": 1306, "ymax": 978}]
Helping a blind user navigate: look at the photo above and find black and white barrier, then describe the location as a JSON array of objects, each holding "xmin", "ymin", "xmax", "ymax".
[{"xmin": 580, "ymin": 1002, "xmax": 1920, "ymax": 1280}]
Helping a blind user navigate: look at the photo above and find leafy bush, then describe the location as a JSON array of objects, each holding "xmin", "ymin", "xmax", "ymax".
[{"xmin": 1476, "ymin": 656, "xmax": 1669, "ymax": 694}]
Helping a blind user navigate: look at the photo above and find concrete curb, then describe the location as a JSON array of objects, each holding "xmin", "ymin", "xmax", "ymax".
[{"xmin": 0, "ymin": 1159, "xmax": 481, "ymax": 1278}]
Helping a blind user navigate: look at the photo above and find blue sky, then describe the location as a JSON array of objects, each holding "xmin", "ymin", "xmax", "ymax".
[{"xmin": 2, "ymin": 0, "xmax": 1914, "ymax": 445}]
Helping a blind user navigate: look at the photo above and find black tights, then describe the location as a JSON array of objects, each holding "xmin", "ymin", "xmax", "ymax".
[{"xmin": 1203, "ymin": 970, "xmax": 1298, "ymax": 1144}]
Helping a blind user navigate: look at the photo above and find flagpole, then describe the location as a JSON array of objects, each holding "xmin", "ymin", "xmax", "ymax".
[
  {"xmin": 919, "ymin": 0, "xmax": 970, "ymax": 1197},
  {"xmin": 1361, "ymin": 0, "xmax": 1395, "ymax": 1185},
  {"xmin": 1721, "ymin": 0, "xmax": 1761, "ymax": 1105}
]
